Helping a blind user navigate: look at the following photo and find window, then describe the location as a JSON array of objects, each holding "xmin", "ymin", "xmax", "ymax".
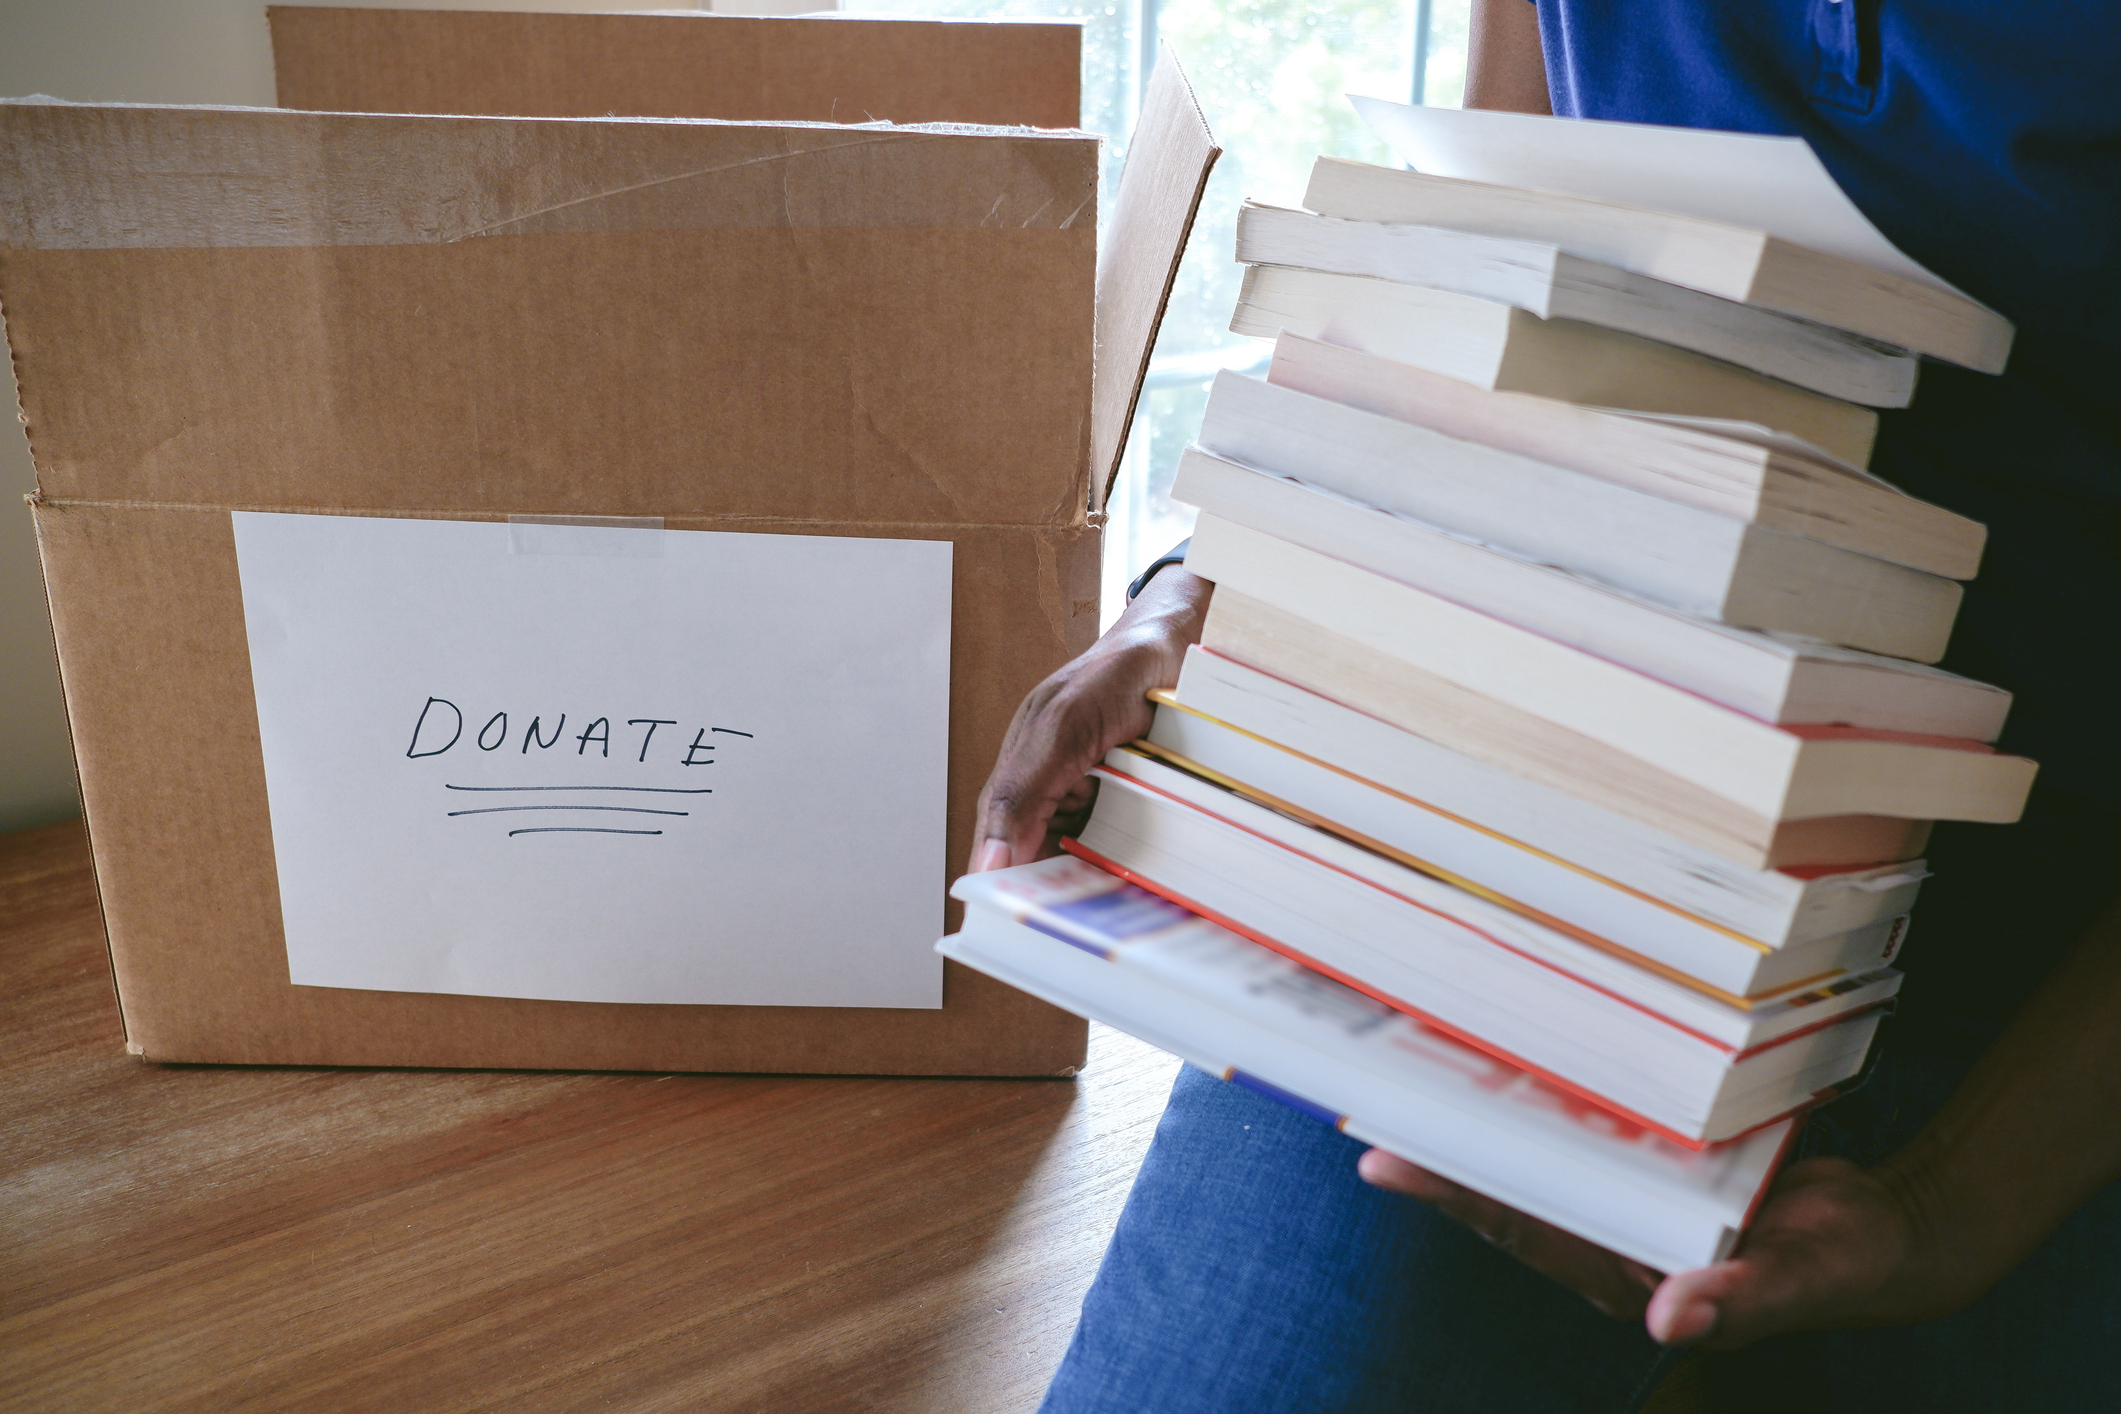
[{"xmin": 839, "ymin": 0, "xmax": 1472, "ymax": 620}]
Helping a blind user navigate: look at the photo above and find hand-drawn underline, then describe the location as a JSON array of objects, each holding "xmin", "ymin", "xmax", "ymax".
[
  {"xmin": 445, "ymin": 784, "xmax": 712, "ymax": 794},
  {"xmin": 448, "ymin": 805, "xmax": 689, "ymax": 817},
  {"xmin": 507, "ymin": 827, "xmax": 664, "ymax": 837},
  {"xmin": 444, "ymin": 785, "xmax": 706, "ymax": 838}
]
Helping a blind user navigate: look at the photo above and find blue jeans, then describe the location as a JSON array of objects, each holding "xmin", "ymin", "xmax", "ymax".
[{"xmin": 1040, "ymin": 1055, "xmax": 2121, "ymax": 1414}]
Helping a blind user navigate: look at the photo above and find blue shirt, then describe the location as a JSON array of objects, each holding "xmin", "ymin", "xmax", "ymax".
[{"xmin": 1535, "ymin": 2, "xmax": 2121, "ymax": 1049}]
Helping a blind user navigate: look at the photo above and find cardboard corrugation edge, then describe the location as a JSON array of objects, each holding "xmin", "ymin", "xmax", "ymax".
[
  {"xmin": 8, "ymin": 258, "xmax": 128, "ymax": 1050},
  {"xmin": 20, "ymin": 491, "xmax": 134, "ymax": 1055}
]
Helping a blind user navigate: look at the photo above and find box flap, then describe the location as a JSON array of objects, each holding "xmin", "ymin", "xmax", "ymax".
[
  {"xmin": 0, "ymin": 104, "xmax": 1097, "ymax": 524},
  {"xmin": 1089, "ymin": 49, "xmax": 1220, "ymax": 512},
  {"xmin": 0, "ymin": 105, "xmax": 1093, "ymax": 250},
  {"xmin": 269, "ymin": 7, "xmax": 1081, "ymax": 131}
]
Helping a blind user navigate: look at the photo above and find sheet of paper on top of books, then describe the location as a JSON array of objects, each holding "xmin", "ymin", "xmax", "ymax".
[
  {"xmin": 1350, "ymin": 97, "xmax": 1963, "ymax": 297},
  {"xmin": 232, "ymin": 511, "xmax": 951, "ymax": 1009}
]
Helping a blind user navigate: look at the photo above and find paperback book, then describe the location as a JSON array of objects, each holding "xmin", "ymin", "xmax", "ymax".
[
  {"xmin": 943, "ymin": 855, "xmax": 1807, "ymax": 1273},
  {"xmin": 1235, "ymin": 200, "xmax": 1918, "ymax": 406}
]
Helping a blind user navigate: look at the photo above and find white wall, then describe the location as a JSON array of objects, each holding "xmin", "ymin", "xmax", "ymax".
[{"xmin": 0, "ymin": 0, "xmax": 853, "ymax": 832}]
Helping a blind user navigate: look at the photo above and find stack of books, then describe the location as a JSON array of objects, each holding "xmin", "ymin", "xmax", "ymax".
[{"xmin": 940, "ymin": 142, "xmax": 2037, "ymax": 1273}]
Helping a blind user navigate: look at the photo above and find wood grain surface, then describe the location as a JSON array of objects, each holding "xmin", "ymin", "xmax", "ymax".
[{"xmin": 0, "ymin": 820, "xmax": 1181, "ymax": 1412}]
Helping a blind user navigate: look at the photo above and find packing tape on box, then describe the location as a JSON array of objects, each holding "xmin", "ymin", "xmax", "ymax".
[{"xmin": 507, "ymin": 514, "xmax": 665, "ymax": 558}]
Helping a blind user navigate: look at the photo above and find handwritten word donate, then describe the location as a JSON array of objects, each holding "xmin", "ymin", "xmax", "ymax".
[{"xmin": 405, "ymin": 698, "xmax": 753, "ymax": 765}]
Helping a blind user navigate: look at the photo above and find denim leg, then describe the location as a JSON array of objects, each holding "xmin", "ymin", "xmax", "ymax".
[{"xmin": 1041, "ymin": 1064, "xmax": 1664, "ymax": 1414}]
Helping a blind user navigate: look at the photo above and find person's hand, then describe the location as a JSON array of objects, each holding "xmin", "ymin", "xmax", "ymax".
[
  {"xmin": 968, "ymin": 566, "xmax": 1211, "ymax": 873},
  {"xmin": 1358, "ymin": 1147, "xmax": 1987, "ymax": 1346},
  {"xmin": 1642, "ymin": 1155, "xmax": 1957, "ymax": 1345}
]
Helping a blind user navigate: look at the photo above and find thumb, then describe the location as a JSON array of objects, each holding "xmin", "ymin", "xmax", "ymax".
[
  {"xmin": 1644, "ymin": 1220, "xmax": 1861, "ymax": 1349},
  {"xmin": 1646, "ymin": 1156, "xmax": 1913, "ymax": 1348},
  {"xmin": 1644, "ymin": 1262, "xmax": 1738, "ymax": 1345}
]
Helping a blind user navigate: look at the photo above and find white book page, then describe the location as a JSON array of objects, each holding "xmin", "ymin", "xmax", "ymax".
[
  {"xmin": 1350, "ymin": 97, "xmax": 1963, "ymax": 297},
  {"xmin": 1595, "ymin": 409, "xmax": 1900, "ymax": 488},
  {"xmin": 234, "ymin": 511, "xmax": 950, "ymax": 1008}
]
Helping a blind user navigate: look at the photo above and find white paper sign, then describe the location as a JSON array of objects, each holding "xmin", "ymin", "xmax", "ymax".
[
  {"xmin": 1350, "ymin": 98, "xmax": 1963, "ymax": 296},
  {"xmin": 232, "ymin": 511, "xmax": 952, "ymax": 1008}
]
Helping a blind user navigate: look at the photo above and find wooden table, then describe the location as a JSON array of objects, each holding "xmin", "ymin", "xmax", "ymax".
[{"xmin": 0, "ymin": 821, "xmax": 1181, "ymax": 1412}]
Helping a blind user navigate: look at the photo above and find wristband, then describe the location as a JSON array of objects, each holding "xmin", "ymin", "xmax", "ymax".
[{"xmin": 1126, "ymin": 537, "xmax": 1192, "ymax": 601}]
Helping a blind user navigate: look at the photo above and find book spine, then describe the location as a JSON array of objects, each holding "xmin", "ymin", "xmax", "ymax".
[{"xmin": 1225, "ymin": 1068, "xmax": 1351, "ymax": 1130}]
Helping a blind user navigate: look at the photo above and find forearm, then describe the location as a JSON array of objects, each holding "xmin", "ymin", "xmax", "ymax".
[
  {"xmin": 1465, "ymin": 0, "xmax": 1551, "ymax": 115},
  {"xmin": 1047, "ymin": 565, "xmax": 1211, "ymax": 738},
  {"xmin": 970, "ymin": 566, "xmax": 1211, "ymax": 871},
  {"xmin": 1877, "ymin": 892, "xmax": 2121, "ymax": 1298},
  {"xmin": 1103, "ymin": 564, "xmax": 1212, "ymax": 666}
]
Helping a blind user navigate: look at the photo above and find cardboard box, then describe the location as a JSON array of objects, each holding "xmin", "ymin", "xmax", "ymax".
[{"xmin": 1, "ymin": 55, "xmax": 1216, "ymax": 1073}]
